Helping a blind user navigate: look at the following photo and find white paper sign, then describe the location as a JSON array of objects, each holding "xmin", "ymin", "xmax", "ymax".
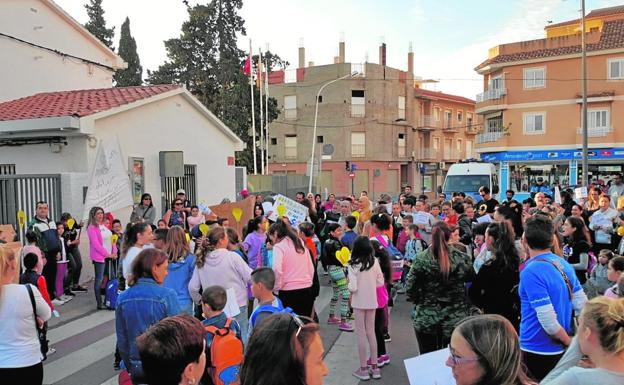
[
  {"xmin": 82, "ymin": 139, "xmax": 134, "ymax": 219},
  {"xmin": 554, "ymin": 186, "xmax": 562, "ymax": 205},
  {"xmin": 575, "ymin": 186, "xmax": 588, "ymax": 200},
  {"xmin": 404, "ymin": 348, "xmax": 454, "ymax": 385},
  {"xmin": 476, "ymin": 214, "xmax": 492, "ymax": 224},
  {"xmin": 267, "ymin": 194, "xmax": 309, "ymax": 226},
  {"xmin": 413, "ymin": 211, "xmax": 431, "ymax": 226},
  {"xmin": 223, "ymin": 287, "xmax": 241, "ymax": 318},
  {"xmin": 262, "ymin": 202, "xmax": 273, "ymax": 215}
]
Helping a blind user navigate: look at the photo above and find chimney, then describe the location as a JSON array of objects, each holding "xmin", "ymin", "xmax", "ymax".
[
  {"xmin": 379, "ymin": 36, "xmax": 386, "ymax": 66},
  {"xmin": 407, "ymin": 41, "xmax": 414, "ymax": 75},
  {"xmin": 339, "ymin": 32, "xmax": 345, "ymax": 63},
  {"xmin": 298, "ymin": 38, "xmax": 305, "ymax": 68}
]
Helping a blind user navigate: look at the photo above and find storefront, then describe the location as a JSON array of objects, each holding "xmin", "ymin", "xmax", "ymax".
[{"xmin": 480, "ymin": 147, "xmax": 624, "ymax": 201}]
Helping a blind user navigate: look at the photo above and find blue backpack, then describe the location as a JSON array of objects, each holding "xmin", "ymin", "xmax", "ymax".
[
  {"xmin": 105, "ymin": 279, "xmax": 118, "ymax": 309},
  {"xmin": 374, "ymin": 235, "xmax": 403, "ymax": 260},
  {"xmin": 249, "ymin": 298, "xmax": 293, "ymax": 329}
]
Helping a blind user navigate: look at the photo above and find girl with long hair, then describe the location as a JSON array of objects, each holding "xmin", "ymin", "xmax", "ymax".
[
  {"xmin": 321, "ymin": 223, "xmax": 352, "ymax": 331},
  {"xmin": 469, "ymin": 221, "xmax": 521, "ymax": 330},
  {"xmin": 162, "ymin": 226, "xmax": 195, "ymax": 315},
  {"xmin": 562, "ymin": 216, "xmax": 592, "ymax": 285},
  {"xmin": 406, "ymin": 221, "xmax": 474, "ymax": 354},
  {"xmin": 120, "ymin": 222, "xmax": 153, "ymax": 282},
  {"xmin": 226, "ymin": 227, "xmax": 248, "ymax": 263},
  {"xmin": 268, "ymin": 221, "xmax": 315, "ymax": 319},
  {"xmin": 370, "ymin": 240, "xmax": 392, "ymax": 368},
  {"xmin": 243, "ymin": 216, "xmax": 267, "ymax": 270},
  {"xmin": 348, "ymin": 236, "xmax": 385, "ymax": 380},
  {"xmin": 87, "ymin": 206, "xmax": 118, "ymax": 310},
  {"xmin": 189, "ymin": 227, "xmax": 252, "ymax": 341}
]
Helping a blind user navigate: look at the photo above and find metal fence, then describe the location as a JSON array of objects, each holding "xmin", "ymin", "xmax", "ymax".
[
  {"xmin": 161, "ymin": 164, "xmax": 197, "ymax": 214},
  {"xmin": 0, "ymin": 174, "xmax": 62, "ymax": 242}
]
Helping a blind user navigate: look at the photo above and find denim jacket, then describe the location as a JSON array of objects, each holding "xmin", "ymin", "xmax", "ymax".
[{"xmin": 115, "ymin": 278, "xmax": 180, "ymax": 381}]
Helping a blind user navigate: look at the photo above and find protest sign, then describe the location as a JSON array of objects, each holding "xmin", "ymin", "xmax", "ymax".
[
  {"xmin": 404, "ymin": 348, "xmax": 454, "ymax": 385},
  {"xmin": 476, "ymin": 214, "xmax": 492, "ymax": 224},
  {"xmin": 574, "ymin": 186, "xmax": 588, "ymax": 201},
  {"xmin": 554, "ymin": 186, "xmax": 562, "ymax": 205},
  {"xmin": 267, "ymin": 194, "xmax": 308, "ymax": 226},
  {"xmin": 413, "ymin": 211, "xmax": 431, "ymax": 226},
  {"xmin": 82, "ymin": 139, "xmax": 134, "ymax": 219},
  {"xmin": 209, "ymin": 197, "xmax": 255, "ymax": 235}
]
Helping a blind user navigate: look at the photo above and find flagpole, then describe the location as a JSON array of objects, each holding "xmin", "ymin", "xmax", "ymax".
[
  {"xmin": 264, "ymin": 57, "xmax": 270, "ymax": 175},
  {"xmin": 249, "ymin": 39, "xmax": 257, "ymax": 175},
  {"xmin": 258, "ymin": 48, "xmax": 265, "ymax": 175}
]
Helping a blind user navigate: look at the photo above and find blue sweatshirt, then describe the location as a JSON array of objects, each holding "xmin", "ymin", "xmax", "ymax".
[{"xmin": 163, "ymin": 253, "xmax": 196, "ymax": 314}]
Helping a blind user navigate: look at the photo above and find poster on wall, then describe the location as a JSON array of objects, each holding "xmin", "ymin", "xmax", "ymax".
[{"xmin": 129, "ymin": 157, "xmax": 144, "ymax": 204}]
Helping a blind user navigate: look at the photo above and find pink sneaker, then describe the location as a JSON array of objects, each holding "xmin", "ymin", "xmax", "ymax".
[
  {"xmin": 378, "ymin": 354, "xmax": 390, "ymax": 366},
  {"xmin": 327, "ymin": 316, "xmax": 341, "ymax": 325},
  {"xmin": 352, "ymin": 368, "xmax": 370, "ymax": 380},
  {"xmin": 366, "ymin": 358, "xmax": 381, "ymax": 367},
  {"xmin": 371, "ymin": 367, "xmax": 381, "ymax": 379},
  {"xmin": 338, "ymin": 321, "xmax": 354, "ymax": 332}
]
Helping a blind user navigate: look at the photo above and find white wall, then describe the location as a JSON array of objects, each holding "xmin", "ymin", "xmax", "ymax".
[
  {"xmin": 0, "ymin": 0, "xmax": 116, "ymax": 101},
  {"xmin": 0, "ymin": 136, "xmax": 89, "ymax": 174},
  {"xmin": 93, "ymin": 94, "xmax": 239, "ymax": 217}
]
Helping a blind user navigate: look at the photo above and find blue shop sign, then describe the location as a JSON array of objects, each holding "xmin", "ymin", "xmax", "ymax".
[{"xmin": 481, "ymin": 148, "xmax": 624, "ymax": 162}]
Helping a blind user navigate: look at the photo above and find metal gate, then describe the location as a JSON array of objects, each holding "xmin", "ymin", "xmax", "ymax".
[
  {"xmin": 0, "ymin": 174, "xmax": 62, "ymax": 242},
  {"xmin": 161, "ymin": 164, "xmax": 197, "ymax": 214}
]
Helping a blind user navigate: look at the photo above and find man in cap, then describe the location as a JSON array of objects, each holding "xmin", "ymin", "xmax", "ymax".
[
  {"xmin": 530, "ymin": 177, "xmax": 552, "ymax": 199},
  {"xmin": 176, "ymin": 189, "xmax": 192, "ymax": 214}
]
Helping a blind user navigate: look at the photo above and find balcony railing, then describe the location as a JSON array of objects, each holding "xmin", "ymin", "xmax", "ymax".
[
  {"xmin": 443, "ymin": 150, "xmax": 464, "ymax": 160},
  {"xmin": 577, "ymin": 126, "xmax": 613, "ymax": 137},
  {"xmin": 420, "ymin": 148, "xmax": 438, "ymax": 160},
  {"xmin": 350, "ymin": 104, "xmax": 365, "ymax": 118},
  {"xmin": 476, "ymin": 87, "xmax": 507, "ymax": 103},
  {"xmin": 417, "ymin": 115, "xmax": 436, "ymax": 128},
  {"xmin": 351, "ymin": 144, "xmax": 366, "ymax": 158},
  {"xmin": 476, "ymin": 131, "xmax": 505, "ymax": 144}
]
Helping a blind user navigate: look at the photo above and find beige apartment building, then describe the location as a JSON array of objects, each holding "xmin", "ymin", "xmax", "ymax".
[
  {"xmin": 267, "ymin": 40, "xmax": 478, "ymax": 197},
  {"xmin": 474, "ymin": 5, "xmax": 624, "ymax": 201}
]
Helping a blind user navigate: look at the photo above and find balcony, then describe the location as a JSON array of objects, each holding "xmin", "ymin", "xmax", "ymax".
[
  {"xmin": 443, "ymin": 149, "xmax": 464, "ymax": 160},
  {"xmin": 476, "ymin": 87, "xmax": 507, "ymax": 103},
  {"xmin": 476, "ymin": 131, "xmax": 505, "ymax": 144},
  {"xmin": 416, "ymin": 115, "xmax": 437, "ymax": 130},
  {"xmin": 576, "ymin": 126, "xmax": 613, "ymax": 137},
  {"xmin": 350, "ymin": 104, "xmax": 365, "ymax": 118},
  {"xmin": 419, "ymin": 148, "xmax": 438, "ymax": 161}
]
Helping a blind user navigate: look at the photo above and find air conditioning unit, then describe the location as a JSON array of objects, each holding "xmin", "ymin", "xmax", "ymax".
[{"xmin": 438, "ymin": 162, "xmax": 446, "ymax": 170}]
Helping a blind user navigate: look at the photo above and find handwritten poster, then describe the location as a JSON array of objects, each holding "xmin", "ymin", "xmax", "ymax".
[
  {"xmin": 83, "ymin": 139, "xmax": 134, "ymax": 219},
  {"xmin": 574, "ymin": 186, "xmax": 588, "ymax": 201},
  {"xmin": 404, "ymin": 348, "xmax": 454, "ymax": 385},
  {"xmin": 267, "ymin": 194, "xmax": 309, "ymax": 226}
]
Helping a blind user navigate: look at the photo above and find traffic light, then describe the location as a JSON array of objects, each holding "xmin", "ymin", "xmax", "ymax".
[{"xmin": 345, "ymin": 161, "xmax": 350, "ymax": 171}]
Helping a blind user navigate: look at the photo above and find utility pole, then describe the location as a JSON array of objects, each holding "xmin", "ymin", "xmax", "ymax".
[{"xmin": 581, "ymin": 0, "xmax": 589, "ymax": 186}]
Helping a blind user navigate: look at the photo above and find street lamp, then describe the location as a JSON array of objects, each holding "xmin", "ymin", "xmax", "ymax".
[
  {"xmin": 307, "ymin": 71, "xmax": 359, "ymax": 194},
  {"xmin": 581, "ymin": 0, "xmax": 589, "ymax": 186}
]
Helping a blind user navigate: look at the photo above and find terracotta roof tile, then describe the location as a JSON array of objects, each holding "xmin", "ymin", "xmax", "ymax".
[
  {"xmin": 547, "ymin": 6, "xmax": 624, "ymax": 29},
  {"xmin": 476, "ymin": 19, "xmax": 624, "ymax": 70},
  {"xmin": 414, "ymin": 88, "xmax": 475, "ymax": 105},
  {"xmin": 0, "ymin": 85, "xmax": 180, "ymax": 121}
]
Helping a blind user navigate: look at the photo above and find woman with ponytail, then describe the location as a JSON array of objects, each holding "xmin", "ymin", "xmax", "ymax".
[
  {"xmin": 405, "ymin": 221, "xmax": 474, "ymax": 354},
  {"xmin": 120, "ymin": 222, "xmax": 153, "ymax": 282},
  {"xmin": 188, "ymin": 227, "xmax": 252, "ymax": 342},
  {"xmin": 469, "ymin": 221, "xmax": 521, "ymax": 330}
]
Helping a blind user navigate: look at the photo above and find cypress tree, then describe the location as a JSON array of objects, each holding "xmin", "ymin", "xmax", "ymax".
[
  {"xmin": 114, "ymin": 17, "xmax": 143, "ymax": 86},
  {"xmin": 84, "ymin": 0, "xmax": 115, "ymax": 50}
]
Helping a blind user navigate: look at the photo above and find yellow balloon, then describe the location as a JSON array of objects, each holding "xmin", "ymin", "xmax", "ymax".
[
  {"xmin": 618, "ymin": 226, "xmax": 624, "ymax": 237},
  {"xmin": 351, "ymin": 211, "xmax": 360, "ymax": 221},
  {"xmin": 111, "ymin": 234, "xmax": 119, "ymax": 244},
  {"xmin": 199, "ymin": 223, "xmax": 209, "ymax": 236},
  {"xmin": 276, "ymin": 204, "xmax": 286, "ymax": 218},
  {"xmin": 335, "ymin": 247, "xmax": 351, "ymax": 266},
  {"xmin": 17, "ymin": 210, "xmax": 26, "ymax": 228},
  {"xmin": 67, "ymin": 218, "xmax": 76, "ymax": 230},
  {"xmin": 232, "ymin": 207, "xmax": 243, "ymax": 222},
  {"xmin": 185, "ymin": 233, "xmax": 191, "ymax": 243}
]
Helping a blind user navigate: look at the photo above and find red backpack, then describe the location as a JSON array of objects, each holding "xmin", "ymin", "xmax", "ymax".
[{"xmin": 204, "ymin": 318, "xmax": 243, "ymax": 385}]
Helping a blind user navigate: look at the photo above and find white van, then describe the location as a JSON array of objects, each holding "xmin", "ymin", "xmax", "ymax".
[{"xmin": 442, "ymin": 162, "xmax": 499, "ymax": 200}]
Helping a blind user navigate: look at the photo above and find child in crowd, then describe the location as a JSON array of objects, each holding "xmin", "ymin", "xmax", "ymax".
[
  {"xmin": 341, "ymin": 215, "xmax": 358, "ymax": 250},
  {"xmin": 584, "ymin": 249, "xmax": 615, "ymax": 298},
  {"xmin": 55, "ymin": 222, "xmax": 71, "ymax": 303},
  {"xmin": 604, "ymin": 255, "xmax": 624, "ymax": 298},
  {"xmin": 299, "ymin": 222, "xmax": 320, "ymax": 321},
  {"xmin": 152, "ymin": 228, "xmax": 168, "ymax": 250},
  {"xmin": 112, "ymin": 219, "xmax": 124, "ymax": 256},
  {"xmin": 22, "ymin": 230, "xmax": 44, "ymax": 274},
  {"xmin": 156, "ymin": 219, "xmax": 167, "ymax": 229},
  {"xmin": 370, "ymin": 241, "xmax": 392, "ymax": 369},
  {"xmin": 226, "ymin": 227, "xmax": 248, "ymax": 263},
  {"xmin": 200, "ymin": 285, "xmax": 242, "ymax": 385},
  {"xmin": 348, "ymin": 236, "xmax": 385, "ymax": 380},
  {"xmin": 618, "ymin": 272, "xmax": 624, "ymax": 298},
  {"xmin": 400, "ymin": 224, "xmax": 424, "ymax": 293},
  {"xmin": 259, "ymin": 236, "xmax": 273, "ymax": 268},
  {"xmin": 322, "ymin": 223, "xmax": 353, "ymax": 332},
  {"xmin": 396, "ymin": 215, "xmax": 412, "ymax": 255},
  {"xmin": 248, "ymin": 267, "xmax": 285, "ymax": 336}
]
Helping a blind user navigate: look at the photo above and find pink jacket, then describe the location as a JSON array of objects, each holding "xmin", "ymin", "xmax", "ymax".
[
  {"xmin": 87, "ymin": 224, "xmax": 116, "ymax": 263},
  {"xmin": 347, "ymin": 258, "xmax": 385, "ymax": 310},
  {"xmin": 272, "ymin": 237, "xmax": 314, "ymax": 292}
]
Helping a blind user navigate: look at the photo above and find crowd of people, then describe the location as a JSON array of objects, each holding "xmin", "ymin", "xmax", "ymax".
[{"xmin": 2, "ymin": 179, "xmax": 624, "ymax": 385}]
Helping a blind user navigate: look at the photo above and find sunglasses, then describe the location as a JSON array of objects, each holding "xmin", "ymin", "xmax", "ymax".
[
  {"xmin": 289, "ymin": 313, "xmax": 314, "ymax": 339},
  {"xmin": 143, "ymin": 197, "xmax": 152, "ymax": 200},
  {"xmin": 174, "ymin": 202, "xmax": 183, "ymax": 206},
  {"xmin": 446, "ymin": 345, "xmax": 480, "ymax": 367}
]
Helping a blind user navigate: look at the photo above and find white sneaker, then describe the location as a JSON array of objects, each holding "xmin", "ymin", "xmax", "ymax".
[
  {"xmin": 51, "ymin": 298, "xmax": 66, "ymax": 306},
  {"xmin": 47, "ymin": 347, "xmax": 57, "ymax": 355},
  {"xmin": 59, "ymin": 295, "xmax": 73, "ymax": 302}
]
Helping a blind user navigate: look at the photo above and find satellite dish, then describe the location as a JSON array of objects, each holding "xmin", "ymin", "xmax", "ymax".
[{"xmin": 322, "ymin": 144, "xmax": 334, "ymax": 155}]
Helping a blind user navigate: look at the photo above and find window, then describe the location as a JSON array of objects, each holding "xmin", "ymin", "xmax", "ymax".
[
  {"xmin": 444, "ymin": 110, "xmax": 452, "ymax": 128},
  {"xmin": 398, "ymin": 133, "xmax": 406, "ymax": 158},
  {"xmin": 456, "ymin": 139, "xmax": 463, "ymax": 155},
  {"xmin": 509, "ymin": 164, "xmax": 569, "ymax": 193},
  {"xmin": 317, "ymin": 95, "xmax": 323, "ymax": 103},
  {"xmin": 457, "ymin": 110, "xmax": 463, "ymax": 122},
  {"xmin": 0, "ymin": 164, "xmax": 16, "ymax": 175},
  {"xmin": 398, "ymin": 96, "xmax": 406, "ymax": 119},
  {"xmin": 351, "ymin": 132, "xmax": 366, "ymax": 157},
  {"xmin": 466, "ymin": 113, "xmax": 473, "ymax": 129},
  {"xmin": 491, "ymin": 75, "xmax": 503, "ymax": 90},
  {"xmin": 589, "ymin": 109, "xmax": 609, "ymax": 129},
  {"xmin": 270, "ymin": 138, "xmax": 277, "ymax": 145},
  {"xmin": 284, "ymin": 68, "xmax": 297, "ymax": 83},
  {"xmin": 284, "ymin": 135, "xmax": 297, "ymax": 158},
  {"xmin": 608, "ymin": 58, "xmax": 624, "ymax": 79},
  {"xmin": 523, "ymin": 112, "xmax": 545, "ymax": 134},
  {"xmin": 433, "ymin": 137, "xmax": 440, "ymax": 151},
  {"xmin": 317, "ymin": 136, "xmax": 324, "ymax": 143},
  {"xmin": 284, "ymin": 95, "xmax": 297, "ymax": 120},
  {"xmin": 434, "ymin": 107, "xmax": 441, "ymax": 122},
  {"xmin": 466, "ymin": 140, "xmax": 473, "ymax": 158},
  {"xmin": 351, "ymin": 90, "xmax": 365, "ymax": 117},
  {"xmin": 524, "ymin": 67, "xmax": 545, "ymax": 88}
]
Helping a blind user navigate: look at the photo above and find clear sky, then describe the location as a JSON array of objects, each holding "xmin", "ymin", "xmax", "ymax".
[{"xmin": 55, "ymin": 0, "xmax": 622, "ymax": 99}]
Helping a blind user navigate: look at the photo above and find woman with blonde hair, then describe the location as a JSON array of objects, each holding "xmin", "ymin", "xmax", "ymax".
[
  {"xmin": 0, "ymin": 246, "xmax": 52, "ymax": 384},
  {"xmin": 357, "ymin": 196, "xmax": 373, "ymax": 234},
  {"xmin": 447, "ymin": 314, "xmax": 533, "ymax": 385},
  {"xmin": 163, "ymin": 226, "xmax": 196, "ymax": 315},
  {"xmin": 542, "ymin": 296, "xmax": 624, "ymax": 384}
]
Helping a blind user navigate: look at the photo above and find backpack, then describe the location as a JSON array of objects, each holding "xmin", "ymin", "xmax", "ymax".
[
  {"xmin": 205, "ymin": 319, "xmax": 243, "ymax": 385},
  {"xmin": 374, "ymin": 235, "xmax": 403, "ymax": 260},
  {"xmin": 249, "ymin": 299, "xmax": 294, "ymax": 329},
  {"xmin": 104, "ymin": 258, "xmax": 118, "ymax": 309}
]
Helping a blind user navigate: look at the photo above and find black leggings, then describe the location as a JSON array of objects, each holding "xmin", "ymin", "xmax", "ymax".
[
  {"xmin": 66, "ymin": 247, "xmax": 83, "ymax": 286},
  {"xmin": 279, "ymin": 286, "xmax": 314, "ymax": 318},
  {"xmin": 42, "ymin": 251, "xmax": 57, "ymax": 299},
  {"xmin": 522, "ymin": 350, "xmax": 564, "ymax": 382},
  {"xmin": 0, "ymin": 362, "xmax": 43, "ymax": 385},
  {"xmin": 374, "ymin": 308, "xmax": 386, "ymax": 357}
]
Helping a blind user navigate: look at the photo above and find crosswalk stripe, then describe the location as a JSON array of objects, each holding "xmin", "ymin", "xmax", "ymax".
[
  {"xmin": 43, "ymin": 334, "xmax": 116, "ymax": 385},
  {"xmin": 48, "ymin": 310, "xmax": 115, "ymax": 345}
]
